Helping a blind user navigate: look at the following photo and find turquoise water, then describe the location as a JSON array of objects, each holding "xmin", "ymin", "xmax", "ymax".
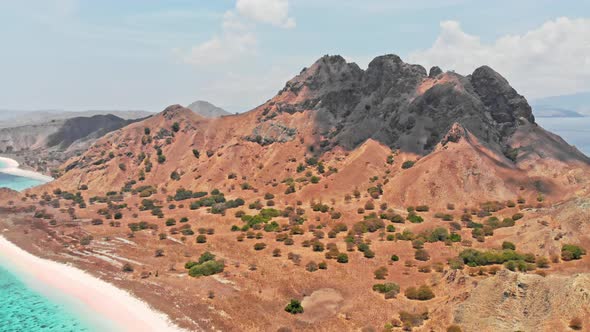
[
  {"xmin": 0, "ymin": 159, "xmax": 46, "ymax": 191},
  {"xmin": 0, "ymin": 265, "xmax": 93, "ymax": 332},
  {"xmin": 0, "ymin": 161, "xmax": 102, "ymax": 331},
  {"xmin": 0, "ymin": 173, "xmax": 45, "ymax": 191}
]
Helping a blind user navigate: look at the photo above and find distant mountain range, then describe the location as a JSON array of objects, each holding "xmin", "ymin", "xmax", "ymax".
[
  {"xmin": 532, "ymin": 92, "xmax": 590, "ymax": 117},
  {"xmin": 0, "ymin": 110, "xmax": 153, "ymax": 128},
  {"xmin": 187, "ymin": 100, "xmax": 231, "ymax": 118}
]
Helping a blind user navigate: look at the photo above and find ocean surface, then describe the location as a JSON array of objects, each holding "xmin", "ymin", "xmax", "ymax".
[
  {"xmin": 0, "ymin": 265, "xmax": 94, "ymax": 332},
  {"xmin": 0, "ymin": 159, "xmax": 46, "ymax": 191},
  {"xmin": 537, "ymin": 117, "xmax": 590, "ymax": 156},
  {"xmin": 0, "ymin": 160, "xmax": 106, "ymax": 332}
]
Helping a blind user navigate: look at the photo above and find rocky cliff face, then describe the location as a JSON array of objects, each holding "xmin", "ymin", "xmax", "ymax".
[
  {"xmin": 46, "ymin": 114, "xmax": 142, "ymax": 149},
  {"xmin": 265, "ymin": 54, "xmax": 538, "ymax": 157}
]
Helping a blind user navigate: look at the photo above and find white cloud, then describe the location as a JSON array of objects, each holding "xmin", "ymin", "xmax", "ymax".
[
  {"xmin": 409, "ymin": 17, "xmax": 590, "ymax": 99},
  {"xmin": 178, "ymin": 0, "xmax": 295, "ymax": 66},
  {"xmin": 236, "ymin": 0, "xmax": 295, "ymax": 28},
  {"xmin": 177, "ymin": 10, "xmax": 257, "ymax": 66}
]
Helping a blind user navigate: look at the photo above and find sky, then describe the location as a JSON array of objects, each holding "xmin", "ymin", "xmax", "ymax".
[{"xmin": 1, "ymin": 0, "xmax": 589, "ymax": 113}]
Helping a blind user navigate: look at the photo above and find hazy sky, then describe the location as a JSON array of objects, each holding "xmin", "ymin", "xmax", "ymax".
[{"xmin": 1, "ymin": 0, "xmax": 589, "ymax": 112}]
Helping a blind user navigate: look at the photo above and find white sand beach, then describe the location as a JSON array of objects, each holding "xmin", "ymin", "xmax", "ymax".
[
  {"xmin": 0, "ymin": 156, "xmax": 54, "ymax": 182},
  {"xmin": 0, "ymin": 236, "xmax": 186, "ymax": 332}
]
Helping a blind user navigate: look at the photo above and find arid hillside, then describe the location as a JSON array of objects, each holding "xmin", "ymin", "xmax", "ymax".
[
  {"xmin": 46, "ymin": 55, "xmax": 589, "ymax": 208},
  {"xmin": 2, "ymin": 54, "xmax": 589, "ymax": 332},
  {"xmin": 0, "ymin": 114, "xmax": 146, "ymax": 175}
]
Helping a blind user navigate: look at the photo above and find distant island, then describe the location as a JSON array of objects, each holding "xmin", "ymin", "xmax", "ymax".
[
  {"xmin": 532, "ymin": 92, "xmax": 590, "ymax": 117},
  {"xmin": 533, "ymin": 105, "xmax": 585, "ymax": 118}
]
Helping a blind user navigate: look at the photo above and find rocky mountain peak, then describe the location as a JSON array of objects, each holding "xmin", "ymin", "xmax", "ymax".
[
  {"xmin": 160, "ymin": 104, "xmax": 195, "ymax": 120},
  {"xmin": 269, "ymin": 54, "xmax": 539, "ymax": 154},
  {"xmin": 470, "ymin": 65, "xmax": 535, "ymax": 125},
  {"xmin": 187, "ymin": 100, "xmax": 230, "ymax": 118},
  {"xmin": 282, "ymin": 55, "xmax": 363, "ymax": 97},
  {"xmin": 429, "ymin": 66, "xmax": 443, "ymax": 78}
]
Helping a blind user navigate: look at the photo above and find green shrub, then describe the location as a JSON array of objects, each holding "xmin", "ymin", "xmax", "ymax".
[
  {"xmin": 198, "ymin": 251, "xmax": 215, "ymax": 264},
  {"xmin": 372, "ymin": 282, "xmax": 399, "ymax": 295},
  {"xmin": 449, "ymin": 232, "xmax": 461, "ymax": 242},
  {"xmin": 459, "ymin": 248, "xmax": 529, "ymax": 267},
  {"xmin": 502, "ymin": 241, "xmax": 516, "ymax": 250},
  {"xmin": 284, "ymin": 299, "xmax": 304, "ymax": 314},
  {"xmin": 253, "ymin": 243, "xmax": 266, "ymax": 250},
  {"xmin": 336, "ymin": 253, "xmax": 349, "ymax": 263},
  {"xmin": 402, "ymin": 161, "xmax": 415, "ymax": 169},
  {"xmin": 405, "ymin": 285, "xmax": 435, "ymax": 301},
  {"xmin": 188, "ymin": 260, "xmax": 224, "ymax": 277},
  {"xmin": 170, "ymin": 171, "xmax": 181, "ymax": 181},
  {"xmin": 196, "ymin": 235, "xmax": 207, "ymax": 243},
  {"xmin": 562, "ymin": 244, "xmax": 586, "ymax": 261},
  {"xmin": 407, "ymin": 213, "xmax": 424, "ymax": 223}
]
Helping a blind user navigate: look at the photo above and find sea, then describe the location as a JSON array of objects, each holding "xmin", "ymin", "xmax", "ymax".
[
  {"xmin": 0, "ymin": 159, "xmax": 101, "ymax": 332},
  {"xmin": 0, "ymin": 117, "xmax": 588, "ymax": 331},
  {"xmin": 537, "ymin": 117, "xmax": 590, "ymax": 156},
  {"xmin": 0, "ymin": 264, "xmax": 94, "ymax": 332},
  {"xmin": 0, "ymin": 159, "xmax": 45, "ymax": 191}
]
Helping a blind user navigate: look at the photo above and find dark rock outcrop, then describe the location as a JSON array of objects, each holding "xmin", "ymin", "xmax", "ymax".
[
  {"xmin": 46, "ymin": 114, "xmax": 142, "ymax": 149},
  {"xmin": 470, "ymin": 66, "xmax": 535, "ymax": 131},
  {"xmin": 429, "ymin": 66, "xmax": 443, "ymax": 78},
  {"xmin": 269, "ymin": 54, "xmax": 535, "ymax": 155}
]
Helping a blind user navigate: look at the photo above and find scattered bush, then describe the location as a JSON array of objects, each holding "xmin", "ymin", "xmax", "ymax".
[
  {"xmin": 562, "ymin": 244, "xmax": 586, "ymax": 261},
  {"xmin": 374, "ymin": 266, "xmax": 388, "ymax": 279},
  {"xmin": 372, "ymin": 283, "xmax": 400, "ymax": 298},
  {"xmin": 254, "ymin": 243, "xmax": 267, "ymax": 251},
  {"xmin": 415, "ymin": 249, "xmax": 430, "ymax": 261},
  {"xmin": 284, "ymin": 300, "xmax": 304, "ymax": 314},
  {"xmin": 405, "ymin": 285, "xmax": 435, "ymax": 301},
  {"xmin": 407, "ymin": 212, "xmax": 424, "ymax": 223},
  {"xmin": 188, "ymin": 260, "xmax": 224, "ymax": 277},
  {"xmin": 401, "ymin": 160, "xmax": 415, "ymax": 169},
  {"xmin": 399, "ymin": 310, "xmax": 429, "ymax": 328},
  {"xmin": 336, "ymin": 253, "xmax": 349, "ymax": 263},
  {"xmin": 502, "ymin": 241, "xmax": 516, "ymax": 250}
]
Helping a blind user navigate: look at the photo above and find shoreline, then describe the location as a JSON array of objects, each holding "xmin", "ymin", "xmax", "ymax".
[
  {"xmin": 0, "ymin": 235, "xmax": 186, "ymax": 332},
  {"xmin": 0, "ymin": 156, "xmax": 53, "ymax": 182}
]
